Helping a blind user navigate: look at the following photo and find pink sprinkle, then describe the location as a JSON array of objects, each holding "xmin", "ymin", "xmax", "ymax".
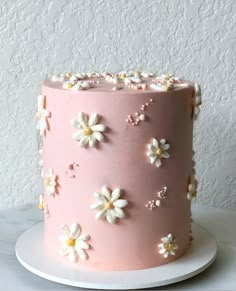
[
  {"xmin": 135, "ymin": 112, "xmax": 139, "ymax": 116},
  {"xmin": 67, "ymin": 164, "xmax": 73, "ymax": 170}
]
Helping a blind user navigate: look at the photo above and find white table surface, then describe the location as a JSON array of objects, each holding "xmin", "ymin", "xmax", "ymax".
[{"xmin": 0, "ymin": 204, "xmax": 235, "ymax": 291}]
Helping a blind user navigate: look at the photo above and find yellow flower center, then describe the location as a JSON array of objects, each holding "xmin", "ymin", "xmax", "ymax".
[
  {"xmin": 120, "ymin": 73, "xmax": 126, "ymax": 80},
  {"xmin": 164, "ymin": 73, "xmax": 171, "ymax": 80},
  {"xmin": 67, "ymin": 82, "xmax": 73, "ymax": 89},
  {"xmin": 192, "ymin": 191, "xmax": 197, "ymax": 198},
  {"xmin": 166, "ymin": 242, "xmax": 174, "ymax": 252},
  {"xmin": 44, "ymin": 177, "xmax": 51, "ymax": 187},
  {"xmin": 66, "ymin": 237, "xmax": 76, "ymax": 247},
  {"xmin": 36, "ymin": 111, "xmax": 42, "ymax": 119},
  {"xmin": 105, "ymin": 201, "xmax": 114, "ymax": 210},
  {"xmin": 156, "ymin": 148, "xmax": 163, "ymax": 157},
  {"xmin": 38, "ymin": 203, "xmax": 44, "ymax": 210},
  {"xmin": 83, "ymin": 126, "xmax": 93, "ymax": 136}
]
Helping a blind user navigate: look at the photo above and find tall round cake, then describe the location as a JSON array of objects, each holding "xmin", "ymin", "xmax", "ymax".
[{"xmin": 37, "ymin": 71, "xmax": 201, "ymax": 271}]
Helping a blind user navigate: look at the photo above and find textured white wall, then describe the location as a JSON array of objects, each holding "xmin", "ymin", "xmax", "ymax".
[{"xmin": 0, "ymin": 0, "xmax": 235, "ymax": 210}]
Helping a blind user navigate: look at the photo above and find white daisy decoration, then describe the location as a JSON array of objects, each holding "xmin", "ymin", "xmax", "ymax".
[
  {"xmin": 38, "ymin": 194, "xmax": 50, "ymax": 217},
  {"xmin": 59, "ymin": 223, "xmax": 91, "ymax": 262},
  {"xmin": 90, "ymin": 186, "xmax": 128, "ymax": 224},
  {"xmin": 158, "ymin": 233, "xmax": 178, "ymax": 258},
  {"xmin": 193, "ymin": 83, "xmax": 202, "ymax": 119},
  {"xmin": 187, "ymin": 176, "xmax": 198, "ymax": 201},
  {"xmin": 36, "ymin": 95, "xmax": 50, "ymax": 136},
  {"xmin": 71, "ymin": 112, "xmax": 106, "ymax": 148},
  {"xmin": 146, "ymin": 138, "xmax": 170, "ymax": 168},
  {"xmin": 44, "ymin": 168, "xmax": 58, "ymax": 196}
]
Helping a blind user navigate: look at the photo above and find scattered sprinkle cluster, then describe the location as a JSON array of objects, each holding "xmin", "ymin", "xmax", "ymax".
[
  {"xmin": 146, "ymin": 186, "xmax": 167, "ymax": 210},
  {"xmin": 126, "ymin": 98, "xmax": 154, "ymax": 126}
]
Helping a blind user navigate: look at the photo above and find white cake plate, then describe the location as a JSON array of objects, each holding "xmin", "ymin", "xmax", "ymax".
[{"xmin": 15, "ymin": 223, "xmax": 217, "ymax": 290}]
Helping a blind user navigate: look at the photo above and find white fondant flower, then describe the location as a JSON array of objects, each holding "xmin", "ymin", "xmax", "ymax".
[
  {"xmin": 72, "ymin": 81, "xmax": 92, "ymax": 91},
  {"xmin": 71, "ymin": 112, "xmax": 106, "ymax": 148},
  {"xmin": 39, "ymin": 149, "xmax": 43, "ymax": 177},
  {"xmin": 44, "ymin": 168, "xmax": 57, "ymax": 196},
  {"xmin": 187, "ymin": 176, "xmax": 198, "ymax": 201},
  {"xmin": 38, "ymin": 194, "xmax": 50, "ymax": 217},
  {"xmin": 36, "ymin": 95, "xmax": 50, "ymax": 136},
  {"xmin": 59, "ymin": 223, "xmax": 90, "ymax": 262},
  {"xmin": 90, "ymin": 186, "xmax": 128, "ymax": 224},
  {"xmin": 193, "ymin": 83, "xmax": 202, "ymax": 119},
  {"xmin": 158, "ymin": 234, "xmax": 178, "ymax": 258},
  {"xmin": 146, "ymin": 138, "xmax": 170, "ymax": 168}
]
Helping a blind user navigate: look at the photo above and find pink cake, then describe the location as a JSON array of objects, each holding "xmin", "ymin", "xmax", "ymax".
[{"xmin": 37, "ymin": 71, "xmax": 202, "ymax": 271}]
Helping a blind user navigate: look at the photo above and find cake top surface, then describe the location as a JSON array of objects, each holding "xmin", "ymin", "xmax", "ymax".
[{"xmin": 44, "ymin": 71, "xmax": 193, "ymax": 93}]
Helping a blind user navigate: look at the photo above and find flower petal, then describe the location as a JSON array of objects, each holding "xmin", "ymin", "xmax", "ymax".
[
  {"xmin": 77, "ymin": 112, "xmax": 88, "ymax": 127},
  {"xmin": 114, "ymin": 207, "xmax": 125, "ymax": 218},
  {"xmin": 89, "ymin": 135, "xmax": 96, "ymax": 148},
  {"xmin": 88, "ymin": 113, "xmax": 99, "ymax": 126},
  {"xmin": 48, "ymin": 168, "xmax": 53, "ymax": 176},
  {"xmin": 150, "ymin": 156, "xmax": 157, "ymax": 164},
  {"xmin": 162, "ymin": 152, "xmax": 170, "ymax": 159},
  {"xmin": 152, "ymin": 138, "xmax": 159, "ymax": 147},
  {"xmin": 70, "ymin": 119, "xmax": 79, "ymax": 128},
  {"xmin": 195, "ymin": 96, "xmax": 201, "ymax": 105},
  {"xmin": 37, "ymin": 95, "xmax": 44, "ymax": 110},
  {"xmin": 155, "ymin": 158, "xmax": 162, "ymax": 168},
  {"xmin": 69, "ymin": 248, "xmax": 78, "ymax": 262},
  {"xmin": 194, "ymin": 106, "xmax": 200, "ymax": 116},
  {"xmin": 162, "ymin": 144, "xmax": 170, "ymax": 150},
  {"xmin": 113, "ymin": 199, "xmax": 128, "ymax": 208},
  {"xmin": 73, "ymin": 130, "xmax": 83, "ymax": 140},
  {"xmin": 61, "ymin": 247, "xmax": 69, "ymax": 256},
  {"xmin": 61, "ymin": 224, "xmax": 70, "ymax": 236},
  {"xmin": 90, "ymin": 202, "xmax": 104, "ymax": 210},
  {"xmin": 96, "ymin": 209, "xmax": 107, "ymax": 220},
  {"xmin": 148, "ymin": 144, "xmax": 156, "ymax": 152},
  {"xmin": 77, "ymin": 248, "xmax": 88, "ymax": 260},
  {"xmin": 76, "ymin": 240, "xmax": 90, "ymax": 250},
  {"xmin": 79, "ymin": 136, "xmax": 89, "ymax": 147},
  {"xmin": 92, "ymin": 131, "xmax": 104, "ymax": 142},
  {"xmin": 164, "ymin": 252, "xmax": 169, "ymax": 258},
  {"xmin": 90, "ymin": 124, "xmax": 106, "ymax": 132},
  {"xmin": 78, "ymin": 234, "xmax": 90, "ymax": 241},
  {"xmin": 94, "ymin": 192, "xmax": 107, "ymax": 203},
  {"xmin": 111, "ymin": 188, "xmax": 121, "ymax": 202},
  {"xmin": 159, "ymin": 248, "xmax": 165, "ymax": 254},
  {"xmin": 147, "ymin": 152, "xmax": 155, "ymax": 157},
  {"xmin": 106, "ymin": 211, "xmax": 116, "ymax": 224},
  {"xmin": 188, "ymin": 184, "xmax": 195, "ymax": 192},
  {"xmin": 160, "ymin": 139, "xmax": 166, "ymax": 145},
  {"xmin": 102, "ymin": 186, "xmax": 111, "ymax": 200},
  {"xmin": 70, "ymin": 223, "xmax": 81, "ymax": 239}
]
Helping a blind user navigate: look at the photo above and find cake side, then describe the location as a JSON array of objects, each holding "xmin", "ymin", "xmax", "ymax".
[{"xmin": 37, "ymin": 76, "xmax": 199, "ymax": 270}]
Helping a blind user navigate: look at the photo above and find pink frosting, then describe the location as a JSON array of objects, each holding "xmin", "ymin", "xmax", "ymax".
[{"xmin": 42, "ymin": 82, "xmax": 194, "ymax": 271}]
